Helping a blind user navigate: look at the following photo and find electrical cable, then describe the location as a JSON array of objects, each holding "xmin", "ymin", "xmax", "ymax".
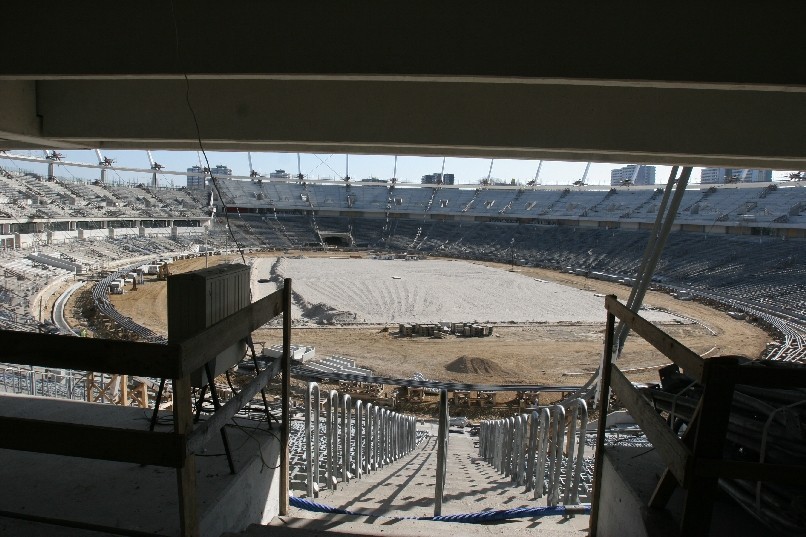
[
  {"xmin": 169, "ymin": 0, "xmax": 246, "ymax": 268},
  {"xmin": 227, "ymin": 418, "xmax": 282, "ymax": 470}
]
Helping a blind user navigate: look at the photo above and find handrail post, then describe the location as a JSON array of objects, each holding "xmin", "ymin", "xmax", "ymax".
[
  {"xmin": 534, "ymin": 408, "xmax": 551, "ymax": 499},
  {"xmin": 434, "ymin": 388, "xmax": 448, "ymax": 516},
  {"xmin": 305, "ymin": 382, "xmax": 320, "ymax": 498},
  {"xmin": 548, "ymin": 405, "xmax": 566, "ymax": 506},
  {"xmin": 279, "ymin": 278, "xmax": 292, "ymax": 515},
  {"xmin": 326, "ymin": 389, "xmax": 338, "ymax": 490},
  {"xmin": 341, "ymin": 393, "xmax": 351, "ymax": 483},
  {"xmin": 365, "ymin": 403, "xmax": 373, "ymax": 473},
  {"xmin": 525, "ymin": 411, "xmax": 539, "ymax": 492},
  {"xmin": 567, "ymin": 399, "xmax": 588, "ymax": 506},
  {"xmin": 354, "ymin": 400, "xmax": 363, "ymax": 480}
]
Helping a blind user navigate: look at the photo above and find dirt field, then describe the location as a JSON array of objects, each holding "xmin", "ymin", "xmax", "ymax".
[
  {"xmin": 91, "ymin": 252, "xmax": 770, "ymax": 387},
  {"xmin": 268, "ymin": 256, "xmax": 681, "ymax": 324}
]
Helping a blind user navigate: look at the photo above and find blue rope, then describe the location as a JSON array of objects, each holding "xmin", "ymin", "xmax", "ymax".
[{"xmin": 289, "ymin": 496, "xmax": 590, "ymax": 523}]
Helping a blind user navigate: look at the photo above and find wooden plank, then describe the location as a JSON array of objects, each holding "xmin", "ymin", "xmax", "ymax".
[
  {"xmin": 186, "ymin": 358, "xmax": 281, "ymax": 454},
  {"xmin": 610, "ymin": 365, "xmax": 691, "ymax": 484},
  {"xmin": 680, "ymin": 357, "xmax": 738, "ymax": 537},
  {"xmin": 279, "ymin": 278, "xmax": 292, "ymax": 516},
  {"xmin": 695, "ymin": 460, "xmax": 806, "ymax": 485},
  {"xmin": 649, "ymin": 404, "xmax": 702, "ymax": 509},
  {"xmin": 173, "ymin": 376, "xmax": 199, "ymax": 537},
  {"xmin": 605, "ymin": 295, "xmax": 704, "ymax": 382},
  {"xmin": 589, "ymin": 310, "xmax": 616, "ymax": 537},
  {"xmin": 0, "ymin": 416, "xmax": 183, "ymax": 467},
  {"xmin": 178, "ymin": 287, "xmax": 284, "ymax": 377},
  {"xmin": 0, "ymin": 329, "xmax": 182, "ymax": 378}
]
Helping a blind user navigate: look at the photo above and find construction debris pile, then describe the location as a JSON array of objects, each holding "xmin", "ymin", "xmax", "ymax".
[
  {"xmin": 398, "ymin": 322, "xmax": 493, "ymax": 338},
  {"xmin": 644, "ymin": 362, "xmax": 806, "ymax": 535}
]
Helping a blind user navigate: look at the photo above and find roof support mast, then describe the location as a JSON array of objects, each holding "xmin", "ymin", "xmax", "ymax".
[
  {"xmin": 581, "ymin": 161, "xmax": 591, "ymax": 184},
  {"xmin": 392, "ymin": 155, "xmax": 398, "ymax": 183},
  {"xmin": 147, "ymin": 151, "xmax": 164, "ymax": 188},
  {"xmin": 94, "ymin": 149, "xmax": 114, "ymax": 184},
  {"xmin": 248, "ymin": 152, "xmax": 259, "ymax": 178},
  {"xmin": 296, "ymin": 153, "xmax": 303, "ymax": 182},
  {"xmin": 43, "ymin": 150, "xmax": 64, "ymax": 180},
  {"xmin": 630, "ymin": 164, "xmax": 642, "ymax": 184},
  {"xmin": 589, "ymin": 165, "xmax": 694, "ymax": 406}
]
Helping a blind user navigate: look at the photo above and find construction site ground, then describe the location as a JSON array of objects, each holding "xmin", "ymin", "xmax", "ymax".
[{"xmin": 71, "ymin": 252, "xmax": 768, "ymax": 390}]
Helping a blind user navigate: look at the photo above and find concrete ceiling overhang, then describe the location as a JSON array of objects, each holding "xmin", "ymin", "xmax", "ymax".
[{"xmin": 2, "ymin": 2, "xmax": 805, "ymax": 168}]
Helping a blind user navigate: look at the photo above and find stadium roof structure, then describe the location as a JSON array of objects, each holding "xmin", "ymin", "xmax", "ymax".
[{"xmin": 1, "ymin": 4, "xmax": 805, "ymax": 169}]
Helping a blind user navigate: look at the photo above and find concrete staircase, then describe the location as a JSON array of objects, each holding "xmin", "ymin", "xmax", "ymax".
[{"xmin": 225, "ymin": 421, "xmax": 588, "ymax": 536}]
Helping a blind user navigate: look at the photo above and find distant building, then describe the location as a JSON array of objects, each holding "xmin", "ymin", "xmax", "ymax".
[
  {"xmin": 187, "ymin": 164, "xmax": 233, "ymax": 187},
  {"xmin": 186, "ymin": 166, "xmax": 205, "ymax": 189},
  {"xmin": 700, "ymin": 168, "xmax": 772, "ymax": 184},
  {"xmin": 421, "ymin": 173, "xmax": 455, "ymax": 185},
  {"xmin": 269, "ymin": 169, "xmax": 292, "ymax": 180},
  {"xmin": 210, "ymin": 165, "xmax": 232, "ymax": 178},
  {"xmin": 610, "ymin": 165, "xmax": 656, "ymax": 186}
]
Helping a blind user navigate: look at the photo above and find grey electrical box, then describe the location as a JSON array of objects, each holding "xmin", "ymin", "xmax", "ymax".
[{"xmin": 167, "ymin": 263, "xmax": 251, "ymax": 387}]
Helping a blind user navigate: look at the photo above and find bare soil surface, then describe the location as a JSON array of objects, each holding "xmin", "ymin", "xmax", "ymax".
[{"xmin": 90, "ymin": 252, "xmax": 770, "ymax": 388}]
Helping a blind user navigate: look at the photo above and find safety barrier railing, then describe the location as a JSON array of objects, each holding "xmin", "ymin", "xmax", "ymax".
[
  {"xmin": 0, "ymin": 365, "xmax": 86, "ymax": 400},
  {"xmin": 479, "ymin": 398, "xmax": 588, "ymax": 507},
  {"xmin": 303, "ymin": 381, "xmax": 419, "ymax": 498}
]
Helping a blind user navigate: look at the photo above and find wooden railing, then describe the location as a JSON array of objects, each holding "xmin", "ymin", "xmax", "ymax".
[
  {"xmin": 590, "ymin": 295, "xmax": 806, "ymax": 537},
  {"xmin": 0, "ymin": 278, "xmax": 292, "ymax": 537}
]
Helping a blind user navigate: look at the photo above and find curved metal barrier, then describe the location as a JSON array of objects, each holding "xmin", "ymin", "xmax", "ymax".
[
  {"xmin": 479, "ymin": 398, "xmax": 588, "ymax": 507},
  {"xmin": 91, "ymin": 265, "xmax": 166, "ymax": 343},
  {"xmin": 303, "ymin": 381, "xmax": 421, "ymax": 497}
]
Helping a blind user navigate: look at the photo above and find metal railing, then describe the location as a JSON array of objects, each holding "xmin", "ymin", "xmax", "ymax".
[
  {"xmin": 1, "ymin": 365, "xmax": 87, "ymax": 400},
  {"xmin": 478, "ymin": 398, "xmax": 588, "ymax": 507},
  {"xmin": 303, "ymin": 382, "xmax": 420, "ymax": 498}
]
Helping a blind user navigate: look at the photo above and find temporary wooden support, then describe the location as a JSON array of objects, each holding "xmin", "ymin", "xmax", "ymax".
[
  {"xmin": 589, "ymin": 295, "xmax": 806, "ymax": 537},
  {"xmin": 0, "ymin": 280, "xmax": 292, "ymax": 537}
]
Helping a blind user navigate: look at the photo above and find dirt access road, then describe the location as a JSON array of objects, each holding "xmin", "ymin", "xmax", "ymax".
[{"xmin": 93, "ymin": 252, "xmax": 769, "ymax": 388}]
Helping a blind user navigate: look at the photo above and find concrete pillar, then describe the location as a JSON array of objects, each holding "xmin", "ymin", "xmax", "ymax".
[
  {"xmin": 139, "ymin": 226, "xmax": 146, "ymax": 237},
  {"xmin": 46, "ymin": 230, "xmax": 53, "ymax": 245},
  {"xmin": 171, "ymin": 226, "xmax": 179, "ymax": 239},
  {"xmin": 108, "ymin": 227, "xmax": 115, "ymax": 239},
  {"xmin": 77, "ymin": 228, "xmax": 84, "ymax": 240}
]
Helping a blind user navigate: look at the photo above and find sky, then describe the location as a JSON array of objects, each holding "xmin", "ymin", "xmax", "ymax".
[{"xmin": 1, "ymin": 149, "xmax": 795, "ymax": 188}]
